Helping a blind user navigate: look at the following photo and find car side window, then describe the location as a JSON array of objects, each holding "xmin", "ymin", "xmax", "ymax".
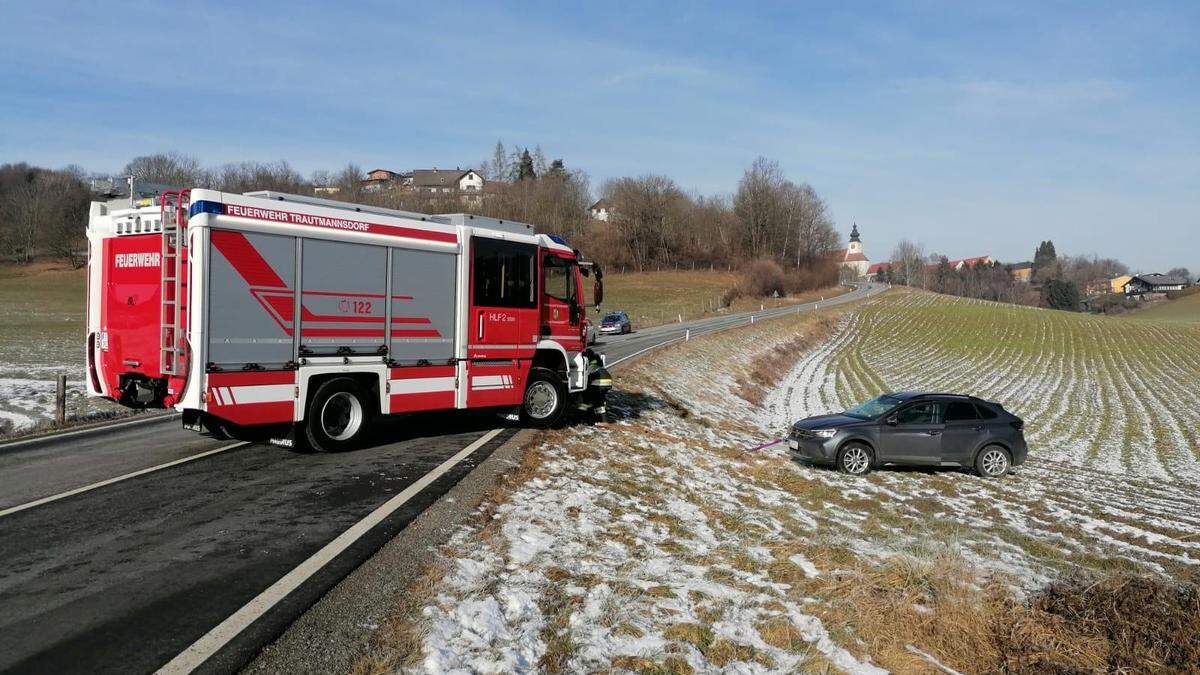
[
  {"xmin": 945, "ymin": 401, "xmax": 980, "ymax": 422},
  {"xmin": 976, "ymin": 404, "xmax": 998, "ymax": 419},
  {"xmin": 895, "ymin": 402, "xmax": 940, "ymax": 425}
]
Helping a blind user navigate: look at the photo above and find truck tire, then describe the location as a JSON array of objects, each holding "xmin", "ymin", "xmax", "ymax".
[
  {"xmin": 520, "ymin": 367, "xmax": 567, "ymax": 428},
  {"xmin": 305, "ymin": 378, "xmax": 370, "ymax": 452}
]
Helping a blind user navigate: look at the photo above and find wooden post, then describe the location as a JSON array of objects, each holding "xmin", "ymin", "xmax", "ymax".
[{"xmin": 55, "ymin": 374, "xmax": 67, "ymax": 425}]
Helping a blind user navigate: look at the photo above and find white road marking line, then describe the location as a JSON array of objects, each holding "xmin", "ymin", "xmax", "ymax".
[
  {"xmin": 157, "ymin": 427, "xmax": 505, "ymax": 675},
  {"xmin": 0, "ymin": 442, "xmax": 249, "ymax": 519}
]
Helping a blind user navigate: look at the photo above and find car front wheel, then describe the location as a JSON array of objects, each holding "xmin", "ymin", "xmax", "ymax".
[
  {"xmin": 975, "ymin": 445, "xmax": 1011, "ymax": 478},
  {"xmin": 837, "ymin": 442, "xmax": 873, "ymax": 476}
]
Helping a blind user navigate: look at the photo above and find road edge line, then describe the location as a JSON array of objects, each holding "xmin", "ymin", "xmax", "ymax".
[
  {"xmin": 0, "ymin": 413, "xmax": 179, "ymax": 454},
  {"xmin": 0, "ymin": 441, "xmax": 248, "ymax": 519},
  {"xmin": 157, "ymin": 427, "xmax": 505, "ymax": 675}
]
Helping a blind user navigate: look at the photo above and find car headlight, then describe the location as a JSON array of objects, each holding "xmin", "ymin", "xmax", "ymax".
[{"xmin": 813, "ymin": 428, "xmax": 837, "ymax": 438}]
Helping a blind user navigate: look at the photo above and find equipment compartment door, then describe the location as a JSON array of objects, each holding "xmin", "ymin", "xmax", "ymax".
[
  {"xmin": 208, "ymin": 230, "xmax": 296, "ymax": 370},
  {"xmin": 390, "ymin": 247, "xmax": 456, "ymax": 363},
  {"xmin": 300, "ymin": 239, "xmax": 387, "ymax": 355}
]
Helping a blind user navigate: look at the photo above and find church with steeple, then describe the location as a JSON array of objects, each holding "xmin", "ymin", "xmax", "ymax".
[{"xmin": 831, "ymin": 223, "xmax": 870, "ymax": 278}]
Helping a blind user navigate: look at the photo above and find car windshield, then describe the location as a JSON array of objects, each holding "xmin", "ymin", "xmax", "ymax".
[
  {"xmin": 844, "ymin": 394, "xmax": 903, "ymax": 419},
  {"xmin": 603, "ymin": 313, "xmax": 623, "ymax": 322}
]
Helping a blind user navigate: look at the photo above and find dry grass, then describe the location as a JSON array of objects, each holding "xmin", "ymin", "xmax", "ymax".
[
  {"xmin": 735, "ymin": 314, "xmax": 839, "ymax": 405},
  {"xmin": 811, "ymin": 546, "xmax": 1200, "ymax": 674},
  {"xmin": 600, "ymin": 268, "xmax": 845, "ymax": 329}
]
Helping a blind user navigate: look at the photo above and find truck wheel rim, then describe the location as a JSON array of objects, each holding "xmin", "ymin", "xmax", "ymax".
[
  {"xmin": 321, "ymin": 392, "xmax": 363, "ymax": 441},
  {"xmin": 981, "ymin": 449, "xmax": 1008, "ymax": 475},
  {"xmin": 525, "ymin": 382, "xmax": 558, "ymax": 419},
  {"xmin": 843, "ymin": 447, "xmax": 869, "ymax": 474}
]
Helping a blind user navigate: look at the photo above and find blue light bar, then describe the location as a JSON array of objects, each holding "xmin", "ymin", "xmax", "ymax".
[
  {"xmin": 189, "ymin": 200, "xmax": 225, "ymax": 217},
  {"xmin": 547, "ymin": 234, "xmax": 568, "ymax": 245}
]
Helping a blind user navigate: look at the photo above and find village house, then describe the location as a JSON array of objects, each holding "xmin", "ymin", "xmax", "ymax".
[
  {"xmin": 1006, "ymin": 261, "xmax": 1034, "ymax": 283},
  {"xmin": 945, "ymin": 255, "xmax": 994, "ymax": 270},
  {"xmin": 410, "ymin": 168, "xmax": 485, "ymax": 205},
  {"xmin": 361, "ymin": 168, "xmax": 407, "ymax": 192},
  {"xmin": 1109, "ymin": 274, "xmax": 1132, "ymax": 294},
  {"xmin": 1123, "ymin": 273, "xmax": 1193, "ymax": 298},
  {"xmin": 588, "ymin": 199, "xmax": 610, "ymax": 221}
]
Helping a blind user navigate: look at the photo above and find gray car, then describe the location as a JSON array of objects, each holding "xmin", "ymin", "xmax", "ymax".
[{"xmin": 789, "ymin": 392, "xmax": 1027, "ymax": 477}]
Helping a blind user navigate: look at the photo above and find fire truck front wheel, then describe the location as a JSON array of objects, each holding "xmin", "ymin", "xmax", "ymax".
[
  {"xmin": 520, "ymin": 367, "xmax": 567, "ymax": 428},
  {"xmin": 305, "ymin": 378, "xmax": 371, "ymax": 452}
]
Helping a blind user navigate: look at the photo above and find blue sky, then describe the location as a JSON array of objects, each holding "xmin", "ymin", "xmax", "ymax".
[{"xmin": 1, "ymin": 1, "xmax": 1197, "ymax": 272}]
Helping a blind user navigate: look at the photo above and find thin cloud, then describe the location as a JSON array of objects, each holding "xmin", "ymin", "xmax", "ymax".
[{"xmin": 602, "ymin": 63, "xmax": 716, "ymax": 87}]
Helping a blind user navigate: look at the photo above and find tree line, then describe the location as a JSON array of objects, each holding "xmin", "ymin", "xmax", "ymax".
[
  {"xmin": 1, "ymin": 149, "xmax": 843, "ymax": 296},
  {"xmin": 883, "ymin": 237, "xmax": 1143, "ymax": 313}
]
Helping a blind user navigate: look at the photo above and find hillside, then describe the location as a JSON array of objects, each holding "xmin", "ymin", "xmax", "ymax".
[
  {"xmin": 601, "ymin": 269, "xmax": 845, "ymax": 329},
  {"xmin": 1121, "ymin": 289, "xmax": 1200, "ymax": 323},
  {"xmin": 376, "ymin": 289, "xmax": 1200, "ymax": 674},
  {"xmin": 0, "ymin": 263, "xmax": 121, "ymax": 431}
]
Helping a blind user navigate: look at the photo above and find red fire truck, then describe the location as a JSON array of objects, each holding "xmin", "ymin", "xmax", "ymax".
[{"xmin": 85, "ymin": 189, "xmax": 610, "ymax": 451}]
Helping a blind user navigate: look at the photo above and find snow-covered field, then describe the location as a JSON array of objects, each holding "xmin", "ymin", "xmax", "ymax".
[
  {"xmin": 393, "ymin": 290, "xmax": 1200, "ymax": 673},
  {"xmin": 0, "ymin": 267, "xmax": 120, "ymax": 432}
]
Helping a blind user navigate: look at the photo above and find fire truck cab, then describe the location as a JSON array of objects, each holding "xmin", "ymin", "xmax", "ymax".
[{"xmin": 85, "ymin": 189, "xmax": 610, "ymax": 451}]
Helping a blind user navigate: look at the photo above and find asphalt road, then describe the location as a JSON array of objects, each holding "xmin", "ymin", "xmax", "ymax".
[{"xmin": 0, "ymin": 282, "xmax": 882, "ymax": 674}]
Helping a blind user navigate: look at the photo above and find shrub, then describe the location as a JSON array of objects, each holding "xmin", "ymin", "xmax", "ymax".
[
  {"xmin": 785, "ymin": 260, "xmax": 839, "ymax": 294},
  {"xmin": 736, "ymin": 259, "xmax": 787, "ymax": 298}
]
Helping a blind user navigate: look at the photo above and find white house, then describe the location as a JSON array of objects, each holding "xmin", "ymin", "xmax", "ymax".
[
  {"xmin": 589, "ymin": 199, "xmax": 611, "ymax": 221},
  {"xmin": 411, "ymin": 168, "xmax": 483, "ymax": 193}
]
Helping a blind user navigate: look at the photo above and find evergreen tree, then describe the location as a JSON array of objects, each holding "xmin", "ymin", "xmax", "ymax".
[
  {"xmin": 547, "ymin": 159, "xmax": 566, "ymax": 177},
  {"xmin": 517, "ymin": 149, "xmax": 536, "ymax": 181},
  {"xmin": 1041, "ymin": 278, "xmax": 1080, "ymax": 311},
  {"xmin": 1032, "ymin": 240, "xmax": 1058, "ymax": 282}
]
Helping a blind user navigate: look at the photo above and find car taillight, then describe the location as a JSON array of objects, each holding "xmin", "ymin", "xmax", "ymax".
[{"xmin": 1010, "ymin": 419, "xmax": 1024, "ymax": 431}]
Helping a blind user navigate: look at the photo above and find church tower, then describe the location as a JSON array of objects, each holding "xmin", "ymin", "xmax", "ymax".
[
  {"xmin": 848, "ymin": 223, "xmax": 863, "ymax": 256},
  {"xmin": 839, "ymin": 223, "xmax": 870, "ymax": 278}
]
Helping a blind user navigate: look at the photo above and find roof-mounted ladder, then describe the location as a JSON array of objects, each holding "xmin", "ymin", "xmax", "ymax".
[{"xmin": 160, "ymin": 190, "xmax": 190, "ymax": 376}]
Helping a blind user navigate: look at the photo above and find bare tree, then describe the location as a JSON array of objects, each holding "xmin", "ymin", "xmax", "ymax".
[
  {"xmin": 122, "ymin": 152, "xmax": 207, "ymax": 186},
  {"xmin": 603, "ymin": 175, "xmax": 688, "ymax": 272},
  {"xmin": 782, "ymin": 182, "xmax": 837, "ymax": 266},
  {"xmin": 734, "ymin": 157, "xmax": 785, "ymax": 259},
  {"xmin": 890, "ymin": 239, "xmax": 927, "ymax": 287}
]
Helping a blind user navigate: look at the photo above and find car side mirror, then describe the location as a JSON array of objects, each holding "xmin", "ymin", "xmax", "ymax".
[{"xmin": 885, "ymin": 415, "xmax": 898, "ymax": 426}]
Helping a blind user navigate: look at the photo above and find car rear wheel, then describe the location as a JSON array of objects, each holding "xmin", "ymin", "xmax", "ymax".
[
  {"xmin": 837, "ymin": 442, "xmax": 873, "ymax": 476},
  {"xmin": 305, "ymin": 378, "xmax": 370, "ymax": 452},
  {"xmin": 975, "ymin": 445, "xmax": 1011, "ymax": 478},
  {"xmin": 520, "ymin": 367, "xmax": 566, "ymax": 428}
]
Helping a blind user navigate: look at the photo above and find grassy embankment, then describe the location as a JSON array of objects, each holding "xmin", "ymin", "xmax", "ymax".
[
  {"xmin": 600, "ymin": 269, "xmax": 846, "ymax": 329},
  {"xmin": 0, "ymin": 263, "xmax": 125, "ymax": 433},
  {"xmin": 364, "ymin": 288, "xmax": 1200, "ymax": 674},
  {"xmin": 1120, "ymin": 287, "xmax": 1200, "ymax": 323}
]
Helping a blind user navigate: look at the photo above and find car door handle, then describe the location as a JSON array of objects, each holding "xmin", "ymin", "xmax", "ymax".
[
  {"xmin": 926, "ymin": 430, "xmax": 941, "ymax": 436},
  {"xmin": 973, "ymin": 425, "xmax": 984, "ymax": 431}
]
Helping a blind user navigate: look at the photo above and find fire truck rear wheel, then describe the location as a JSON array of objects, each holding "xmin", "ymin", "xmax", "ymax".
[
  {"xmin": 305, "ymin": 378, "xmax": 370, "ymax": 452},
  {"xmin": 520, "ymin": 367, "xmax": 566, "ymax": 428}
]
